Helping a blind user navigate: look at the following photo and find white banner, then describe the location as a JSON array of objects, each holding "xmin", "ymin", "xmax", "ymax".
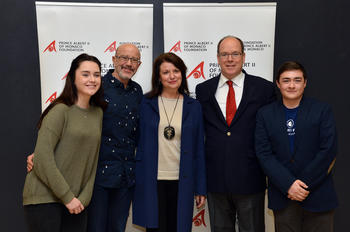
[
  {"xmin": 36, "ymin": 1, "xmax": 153, "ymax": 111},
  {"xmin": 164, "ymin": 2, "xmax": 276, "ymax": 97},
  {"xmin": 164, "ymin": 3, "xmax": 276, "ymax": 232}
]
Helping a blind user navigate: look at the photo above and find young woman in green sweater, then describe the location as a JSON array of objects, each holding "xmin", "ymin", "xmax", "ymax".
[{"xmin": 22, "ymin": 53, "xmax": 107, "ymax": 232}]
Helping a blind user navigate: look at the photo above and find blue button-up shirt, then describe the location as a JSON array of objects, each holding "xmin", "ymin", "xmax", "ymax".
[{"xmin": 95, "ymin": 70, "xmax": 143, "ymax": 188}]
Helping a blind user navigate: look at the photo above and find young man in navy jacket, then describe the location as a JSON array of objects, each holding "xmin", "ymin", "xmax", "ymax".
[{"xmin": 255, "ymin": 61, "xmax": 337, "ymax": 232}]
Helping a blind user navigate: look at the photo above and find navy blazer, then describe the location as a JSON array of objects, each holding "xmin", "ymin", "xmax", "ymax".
[
  {"xmin": 133, "ymin": 94, "xmax": 206, "ymax": 232},
  {"xmin": 255, "ymin": 97, "xmax": 338, "ymax": 211},
  {"xmin": 195, "ymin": 71, "xmax": 275, "ymax": 194}
]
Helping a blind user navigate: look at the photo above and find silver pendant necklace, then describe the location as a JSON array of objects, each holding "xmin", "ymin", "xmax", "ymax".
[{"xmin": 160, "ymin": 94, "xmax": 180, "ymax": 140}]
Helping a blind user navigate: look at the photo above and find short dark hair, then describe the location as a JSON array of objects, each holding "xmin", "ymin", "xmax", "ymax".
[
  {"xmin": 38, "ymin": 53, "xmax": 107, "ymax": 128},
  {"xmin": 146, "ymin": 52, "xmax": 189, "ymax": 98},
  {"xmin": 276, "ymin": 61, "xmax": 307, "ymax": 82},
  {"xmin": 217, "ymin": 35, "xmax": 245, "ymax": 54}
]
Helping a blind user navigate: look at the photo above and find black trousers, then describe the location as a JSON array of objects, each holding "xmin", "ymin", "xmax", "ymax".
[
  {"xmin": 146, "ymin": 180, "xmax": 179, "ymax": 232},
  {"xmin": 274, "ymin": 201, "xmax": 335, "ymax": 232},
  {"xmin": 24, "ymin": 203, "xmax": 87, "ymax": 232},
  {"xmin": 87, "ymin": 185, "xmax": 134, "ymax": 232},
  {"xmin": 207, "ymin": 191, "xmax": 265, "ymax": 232}
]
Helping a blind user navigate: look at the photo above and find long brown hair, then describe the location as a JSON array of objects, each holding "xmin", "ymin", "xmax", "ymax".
[
  {"xmin": 146, "ymin": 52, "xmax": 189, "ymax": 98},
  {"xmin": 37, "ymin": 53, "xmax": 107, "ymax": 129}
]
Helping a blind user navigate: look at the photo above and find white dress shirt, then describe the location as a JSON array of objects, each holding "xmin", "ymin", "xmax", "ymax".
[{"xmin": 215, "ymin": 72, "xmax": 245, "ymax": 119}]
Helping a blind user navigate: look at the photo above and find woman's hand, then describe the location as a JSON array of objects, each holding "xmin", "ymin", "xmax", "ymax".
[
  {"xmin": 195, "ymin": 195, "xmax": 206, "ymax": 209},
  {"xmin": 65, "ymin": 197, "xmax": 84, "ymax": 214}
]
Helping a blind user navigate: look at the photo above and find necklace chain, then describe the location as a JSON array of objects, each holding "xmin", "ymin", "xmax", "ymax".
[{"xmin": 160, "ymin": 94, "xmax": 180, "ymax": 127}]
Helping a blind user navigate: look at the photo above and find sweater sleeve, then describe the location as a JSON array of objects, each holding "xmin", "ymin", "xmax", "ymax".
[
  {"xmin": 77, "ymin": 109, "xmax": 103, "ymax": 206},
  {"xmin": 33, "ymin": 104, "xmax": 75, "ymax": 204},
  {"xmin": 77, "ymin": 140, "xmax": 100, "ymax": 206},
  {"xmin": 298, "ymin": 104, "xmax": 337, "ymax": 190}
]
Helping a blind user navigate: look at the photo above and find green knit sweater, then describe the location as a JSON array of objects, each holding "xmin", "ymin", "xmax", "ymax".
[{"xmin": 23, "ymin": 103, "xmax": 103, "ymax": 207}]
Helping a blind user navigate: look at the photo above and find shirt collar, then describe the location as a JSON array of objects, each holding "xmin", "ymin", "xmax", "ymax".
[{"xmin": 218, "ymin": 71, "xmax": 244, "ymax": 88}]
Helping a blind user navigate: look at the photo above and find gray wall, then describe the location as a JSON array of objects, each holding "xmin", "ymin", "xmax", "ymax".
[{"xmin": 1, "ymin": 0, "xmax": 349, "ymax": 231}]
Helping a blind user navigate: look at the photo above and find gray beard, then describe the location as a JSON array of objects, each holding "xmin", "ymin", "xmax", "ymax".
[{"xmin": 117, "ymin": 70, "xmax": 132, "ymax": 81}]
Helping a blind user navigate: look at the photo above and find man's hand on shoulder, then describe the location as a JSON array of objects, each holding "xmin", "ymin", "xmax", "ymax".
[{"xmin": 27, "ymin": 153, "xmax": 34, "ymax": 172}]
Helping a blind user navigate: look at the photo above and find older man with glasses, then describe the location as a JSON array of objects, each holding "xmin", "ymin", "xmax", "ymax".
[{"xmin": 86, "ymin": 43, "xmax": 143, "ymax": 232}]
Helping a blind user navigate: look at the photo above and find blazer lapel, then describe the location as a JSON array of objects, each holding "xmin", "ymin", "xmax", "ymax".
[
  {"xmin": 275, "ymin": 101, "xmax": 292, "ymax": 157},
  {"xmin": 147, "ymin": 96, "xmax": 159, "ymax": 114},
  {"xmin": 208, "ymin": 75, "xmax": 227, "ymax": 125},
  {"xmin": 182, "ymin": 94, "xmax": 191, "ymax": 123},
  {"xmin": 294, "ymin": 97, "xmax": 308, "ymax": 154}
]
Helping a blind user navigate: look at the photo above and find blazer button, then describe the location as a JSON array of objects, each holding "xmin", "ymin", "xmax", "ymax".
[{"xmin": 227, "ymin": 132, "xmax": 231, "ymax": 136}]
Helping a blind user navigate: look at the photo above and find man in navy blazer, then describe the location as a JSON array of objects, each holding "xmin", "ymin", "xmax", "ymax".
[
  {"xmin": 255, "ymin": 61, "xmax": 337, "ymax": 232},
  {"xmin": 195, "ymin": 35, "xmax": 275, "ymax": 232}
]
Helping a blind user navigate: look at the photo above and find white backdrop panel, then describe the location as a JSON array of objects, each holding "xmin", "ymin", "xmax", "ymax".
[
  {"xmin": 164, "ymin": 3, "xmax": 276, "ymax": 97},
  {"xmin": 36, "ymin": 1, "xmax": 153, "ymax": 111},
  {"xmin": 164, "ymin": 3, "xmax": 276, "ymax": 232}
]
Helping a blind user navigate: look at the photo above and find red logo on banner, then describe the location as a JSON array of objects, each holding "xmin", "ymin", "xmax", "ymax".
[
  {"xmin": 187, "ymin": 61, "xmax": 206, "ymax": 80},
  {"xmin": 192, "ymin": 209, "xmax": 207, "ymax": 227},
  {"xmin": 45, "ymin": 92, "xmax": 57, "ymax": 104},
  {"xmin": 61, "ymin": 72, "xmax": 68, "ymax": 80},
  {"xmin": 104, "ymin": 41, "xmax": 117, "ymax": 53},
  {"xmin": 43, "ymin": 40, "xmax": 57, "ymax": 53},
  {"xmin": 169, "ymin": 41, "xmax": 182, "ymax": 53}
]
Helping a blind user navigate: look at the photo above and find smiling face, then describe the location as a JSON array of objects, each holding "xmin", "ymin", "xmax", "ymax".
[
  {"xmin": 217, "ymin": 37, "xmax": 245, "ymax": 79},
  {"xmin": 277, "ymin": 69, "xmax": 307, "ymax": 107},
  {"xmin": 159, "ymin": 61, "xmax": 182, "ymax": 93},
  {"xmin": 74, "ymin": 61, "xmax": 101, "ymax": 99},
  {"xmin": 112, "ymin": 44, "xmax": 141, "ymax": 84}
]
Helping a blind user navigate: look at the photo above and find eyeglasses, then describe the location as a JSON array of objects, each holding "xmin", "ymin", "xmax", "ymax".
[
  {"xmin": 115, "ymin": 55, "xmax": 141, "ymax": 65},
  {"xmin": 219, "ymin": 52, "xmax": 243, "ymax": 59}
]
